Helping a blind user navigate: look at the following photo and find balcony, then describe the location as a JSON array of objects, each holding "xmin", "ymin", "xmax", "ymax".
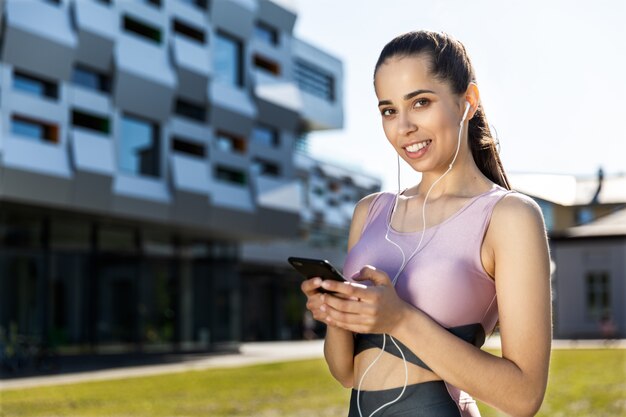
[
  {"xmin": 2, "ymin": 0, "xmax": 77, "ymax": 80},
  {"xmin": 292, "ymin": 39, "xmax": 343, "ymax": 131}
]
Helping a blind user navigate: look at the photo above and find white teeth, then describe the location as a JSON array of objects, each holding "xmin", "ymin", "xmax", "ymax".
[{"xmin": 405, "ymin": 140, "xmax": 431, "ymax": 152}]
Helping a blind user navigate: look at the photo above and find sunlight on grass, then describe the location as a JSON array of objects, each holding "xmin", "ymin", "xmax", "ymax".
[{"xmin": 1, "ymin": 349, "xmax": 624, "ymax": 416}]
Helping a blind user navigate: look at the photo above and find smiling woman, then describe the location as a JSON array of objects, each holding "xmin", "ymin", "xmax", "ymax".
[{"xmin": 301, "ymin": 30, "xmax": 552, "ymax": 417}]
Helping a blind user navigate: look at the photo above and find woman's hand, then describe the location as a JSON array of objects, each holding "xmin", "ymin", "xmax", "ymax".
[
  {"xmin": 301, "ymin": 278, "xmax": 362, "ymax": 323},
  {"xmin": 319, "ymin": 265, "xmax": 411, "ymax": 335},
  {"xmin": 301, "ymin": 277, "xmax": 326, "ymax": 323}
]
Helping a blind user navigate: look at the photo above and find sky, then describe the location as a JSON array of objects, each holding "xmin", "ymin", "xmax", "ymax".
[{"xmin": 293, "ymin": 0, "xmax": 626, "ymax": 190}]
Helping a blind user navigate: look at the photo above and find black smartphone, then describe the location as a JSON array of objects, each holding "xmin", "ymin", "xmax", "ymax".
[{"xmin": 288, "ymin": 257, "xmax": 346, "ymax": 293}]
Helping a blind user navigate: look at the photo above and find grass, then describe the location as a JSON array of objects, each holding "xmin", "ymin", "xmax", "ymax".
[{"xmin": 0, "ymin": 349, "xmax": 624, "ymax": 416}]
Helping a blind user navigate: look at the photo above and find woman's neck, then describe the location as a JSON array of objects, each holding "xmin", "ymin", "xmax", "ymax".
[{"xmin": 410, "ymin": 153, "xmax": 492, "ymax": 199}]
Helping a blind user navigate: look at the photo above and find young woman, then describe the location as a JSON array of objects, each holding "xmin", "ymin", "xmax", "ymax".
[{"xmin": 301, "ymin": 31, "xmax": 552, "ymax": 417}]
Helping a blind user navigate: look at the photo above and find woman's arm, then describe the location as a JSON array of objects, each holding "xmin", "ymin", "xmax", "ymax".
[
  {"xmin": 301, "ymin": 193, "xmax": 379, "ymax": 388},
  {"xmin": 320, "ymin": 193, "xmax": 552, "ymax": 416}
]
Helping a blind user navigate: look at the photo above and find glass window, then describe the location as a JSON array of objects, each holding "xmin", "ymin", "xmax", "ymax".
[
  {"xmin": 586, "ymin": 271, "xmax": 611, "ymax": 319},
  {"xmin": 295, "ymin": 59, "xmax": 335, "ymax": 102},
  {"xmin": 119, "ymin": 114, "xmax": 160, "ymax": 177},
  {"xmin": 174, "ymin": 98, "xmax": 206, "ymax": 122},
  {"xmin": 72, "ymin": 110, "xmax": 111, "ymax": 135},
  {"xmin": 252, "ymin": 159, "xmax": 280, "ymax": 177},
  {"xmin": 214, "ymin": 31, "xmax": 243, "ymax": 87},
  {"xmin": 172, "ymin": 19, "xmax": 205, "ymax": 43},
  {"xmin": 123, "ymin": 15, "xmax": 162, "ymax": 44},
  {"xmin": 215, "ymin": 131, "xmax": 246, "ymax": 154},
  {"xmin": 11, "ymin": 115, "xmax": 59, "ymax": 143},
  {"xmin": 179, "ymin": 0, "xmax": 207, "ymax": 10},
  {"xmin": 254, "ymin": 55, "xmax": 280, "ymax": 76},
  {"xmin": 251, "ymin": 125, "xmax": 279, "ymax": 147},
  {"xmin": 215, "ymin": 166, "xmax": 247, "ymax": 185},
  {"xmin": 72, "ymin": 65, "xmax": 111, "ymax": 93},
  {"xmin": 254, "ymin": 22, "xmax": 279, "ymax": 45},
  {"xmin": 13, "ymin": 70, "xmax": 58, "ymax": 99},
  {"xmin": 577, "ymin": 208, "xmax": 594, "ymax": 225},
  {"xmin": 172, "ymin": 137, "xmax": 206, "ymax": 158}
]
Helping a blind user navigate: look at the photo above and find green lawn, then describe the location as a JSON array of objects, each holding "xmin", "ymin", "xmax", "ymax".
[{"xmin": 1, "ymin": 349, "xmax": 624, "ymax": 416}]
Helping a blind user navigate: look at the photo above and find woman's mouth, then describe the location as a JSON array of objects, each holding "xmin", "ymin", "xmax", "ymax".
[{"xmin": 404, "ymin": 139, "xmax": 432, "ymax": 157}]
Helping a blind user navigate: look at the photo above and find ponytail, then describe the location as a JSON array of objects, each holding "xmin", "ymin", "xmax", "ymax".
[{"xmin": 468, "ymin": 106, "xmax": 511, "ymax": 190}]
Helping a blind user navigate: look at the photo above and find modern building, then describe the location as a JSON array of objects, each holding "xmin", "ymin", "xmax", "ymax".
[
  {"xmin": 550, "ymin": 208, "xmax": 626, "ymax": 339},
  {"xmin": 0, "ymin": 0, "xmax": 349, "ymax": 355}
]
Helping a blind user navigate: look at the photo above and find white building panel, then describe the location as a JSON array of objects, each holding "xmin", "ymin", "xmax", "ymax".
[
  {"xmin": 114, "ymin": 34, "xmax": 176, "ymax": 120},
  {"xmin": 67, "ymin": 85, "xmax": 113, "ymax": 117},
  {"xmin": 171, "ymin": 35, "xmax": 211, "ymax": 102},
  {"xmin": 3, "ymin": 137, "xmax": 71, "ymax": 178},
  {"xmin": 70, "ymin": 130, "xmax": 115, "ymax": 176},
  {"xmin": 254, "ymin": 175, "xmax": 302, "ymax": 213},
  {"xmin": 209, "ymin": 82, "xmax": 256, "ymax": 137},
  {"xmin": 170, "ymin": 154, "xmax": 211, "ymax": 195},
  {"xmin": 72, "ymin": 0, "xmax": 116, "ymax": 71},
  {"xmin": 2, "ymin": 0, "xmax": 77, "ymax": 80},
  {"xmin": 211, "ymin": 0, "xmax": 257, "ymax": 39},
  {"xmin": 210, "ymin": 181, "xmax": 255, "ymax": 212}
]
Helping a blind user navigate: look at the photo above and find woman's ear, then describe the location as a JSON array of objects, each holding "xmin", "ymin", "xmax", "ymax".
[{"xmin": 465, "ymin": 82, "xmax": 480, "ymax": 120}]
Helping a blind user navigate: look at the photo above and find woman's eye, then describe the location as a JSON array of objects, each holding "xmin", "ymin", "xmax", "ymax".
[
  {"xmin": 381, "ymin": 108, "xmax": 395, "ymax": 116},
  {"xmin": 413, "ymin": 98, "xmax": 430, "ymax": 108}
]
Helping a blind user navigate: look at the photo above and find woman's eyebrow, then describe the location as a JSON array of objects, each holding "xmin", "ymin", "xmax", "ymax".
[{"xmin": 377, "ymin": 89, "xmax": 436, "ymax": 107}]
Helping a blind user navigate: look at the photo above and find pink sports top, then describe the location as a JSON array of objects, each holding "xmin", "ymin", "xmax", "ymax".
[{"xmin": 343, "ymin": 185, "xmax": 514, "ymax": 410}]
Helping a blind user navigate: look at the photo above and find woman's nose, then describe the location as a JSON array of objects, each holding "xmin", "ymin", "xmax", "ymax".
[{"xmin": 397, "ymin": 112, "xmax": 417, "ymax": 136}]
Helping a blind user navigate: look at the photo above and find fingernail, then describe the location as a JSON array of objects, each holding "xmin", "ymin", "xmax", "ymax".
[
  {"xmin": 321, "ymin": 281, "xmax": 330, "ymax": 289},
  {"xmin": 320, "ymin": 305, "xmax": 326, "ymax": 312}
]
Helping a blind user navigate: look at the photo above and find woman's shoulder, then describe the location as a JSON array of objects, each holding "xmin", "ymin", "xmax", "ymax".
[
  {"xmin": 353, "ymin": 191, "xmax": 393, "ymax": 219},
  {"xmin": 490, "ymin": 190, "xmax": 547, "ymax": 237}
]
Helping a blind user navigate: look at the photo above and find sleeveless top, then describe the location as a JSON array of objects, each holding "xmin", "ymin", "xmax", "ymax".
[{"xmin": 342, "ymin": 184, "xmax": 514, "ymax": 411}]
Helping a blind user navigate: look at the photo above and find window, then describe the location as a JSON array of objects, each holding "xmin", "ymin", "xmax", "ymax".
[
  {"xmin": 178, "ymin": 0, "xmax": 207, "ymax": 9},
  {"xmin": 577, "ymin": 208, "xmax": 594, "ymax": 225},
  {"xmin": 72, "ymin": 110, "xmax": 111, "ymax": 135},
  {"xmin": 174, "ymin": 98, "xmax": 206, "ymax": 122},
  {"xmin": 172, "ymin": 19, "xmax": 206, "ymax": 43},
  {"xmin": 215, "ymin": 131, "xmax": 246, "ymax": 154},
  {"xmin": 119, "ymin": 114, "xmax": 160, "ymax": 177},
  {"xmin": 214, "ymin": 31, "xmax": 243, "ymax": 87},
  {"xmin": 11, "ymin": 115, "xmax": 59, "ymax": 143},
  {"xmin": 252, "ymin": 158, "xmax": 280, "ymax": 177},
  {"xmin": 295, "ymin": 59, "xmax": 335, "ymax": 102},
  {"xmin": 172, "ymin": 137, "xmax": 206, "ymax": 158},
  {"xmin": 72, "ymin": 65, "xmax": 111, "ymax": 93},
  {"xmin": 13, "ymin": 70, "xmax": 58, "ymax": 99},
  {"xmin": 123, "ymin": 15, "xmax": 162, "ymax": 44},
  {"xmin": 251, "ymin": 125, "xmax": 279, "ymax": 147},
  {"xmin": 253, "ymin": 55, "xmax": 280, "ymax": 76},
  {"xmin": 215, "ymin": 166, "xmax": 247, "ymax": 185},
  {"xmin": 586, "ymin": 271, "xmax": 611, "ymax": 319},
  {"xmin": 255, "ymin": 22, "xmax": 278, "ymax": 45}
]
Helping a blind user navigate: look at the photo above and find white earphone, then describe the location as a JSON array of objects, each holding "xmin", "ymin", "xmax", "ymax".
[{"xmin": 461, "ymin": 100, "xmax": 471, "ymax": 125}]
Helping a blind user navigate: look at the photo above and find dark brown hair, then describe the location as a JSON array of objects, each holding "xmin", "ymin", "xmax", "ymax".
[{"xmin": 374, "ymin": 30, "xmax": 510, "ymax": 190}]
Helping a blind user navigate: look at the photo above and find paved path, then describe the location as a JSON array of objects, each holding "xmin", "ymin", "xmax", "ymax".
[{"xmin": 1, "ymin": 337, "xmax": 623, "ymax": 391}]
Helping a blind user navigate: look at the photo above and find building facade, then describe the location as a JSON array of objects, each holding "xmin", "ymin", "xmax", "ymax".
[
  {"xmin": 0, "ymin": 0, "xmax": 348, "ymax": 354},
  {"xmin": 550, "ymin": 209, "xmax": 626, "ymax": 339}
]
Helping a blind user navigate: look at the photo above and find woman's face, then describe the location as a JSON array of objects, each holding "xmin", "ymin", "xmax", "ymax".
[{"xmin": 374, "ymin": 55, "xmax": 466, "ymax": 174}]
